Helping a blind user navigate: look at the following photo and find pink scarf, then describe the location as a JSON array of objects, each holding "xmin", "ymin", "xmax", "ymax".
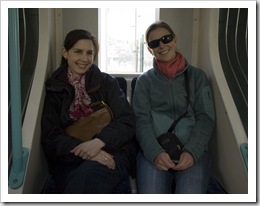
[
  {"xmin": 156, "ymin": 52, "xmax": 186, "ymax": 79},
  {"xmin": 67, "ymin": 69, "xmax": 93, "ymax": 120}
]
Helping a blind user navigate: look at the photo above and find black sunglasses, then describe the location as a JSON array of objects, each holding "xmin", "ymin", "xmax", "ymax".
[{"xmin": 148, "ymin": 34, "xmax": 174, "ymax": 49}]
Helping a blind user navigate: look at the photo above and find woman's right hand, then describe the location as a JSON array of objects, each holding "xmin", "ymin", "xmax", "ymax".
[{"xmin": 90, "ymin": 150, "xmax": 115, "ymax": 170}]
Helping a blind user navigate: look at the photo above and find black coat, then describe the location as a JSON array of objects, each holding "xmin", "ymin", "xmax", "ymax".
[{"xmin": 41, "ymin": 64, "xmax": 137, "ymax": 176}]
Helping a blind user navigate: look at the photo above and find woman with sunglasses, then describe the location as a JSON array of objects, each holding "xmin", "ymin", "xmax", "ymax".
[{"xmin": 132, "ymin": 21, "xmax": 215, "ymax": 194}]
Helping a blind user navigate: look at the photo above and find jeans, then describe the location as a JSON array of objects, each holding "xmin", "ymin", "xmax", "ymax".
[
  {"xmin": 136, "ymin": 151, "xmax": 211, "ymax": 194},
  {"xmin": 52, "ymin": 150, "xmax": 130, "ymax": 194}
]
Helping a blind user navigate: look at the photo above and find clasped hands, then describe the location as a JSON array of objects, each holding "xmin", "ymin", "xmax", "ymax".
[
  {"xmin": 154, "ymin": 151, "xmax": 194, "ymax": 171},
  {"xmin": 70, "ymin": 138, "xmax": 115, "ymax": 170}
]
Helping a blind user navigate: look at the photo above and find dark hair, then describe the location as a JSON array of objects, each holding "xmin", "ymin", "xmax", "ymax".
[
  {"xmin": 61, "ymin": 29, "xmax": 99, "ymax": 65},
  {"xmin": 145, "ymin": 21, "xmax": 175, "ymax": 44}
]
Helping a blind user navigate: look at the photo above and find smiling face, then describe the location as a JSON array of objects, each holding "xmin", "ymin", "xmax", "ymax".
[
  {"xmin": 62, "ymin": 39, "xmax": 95, "ymax": 77},
  {"xmin": 147, "ymin": 27, "xmax": 177, "ymax": 63}
]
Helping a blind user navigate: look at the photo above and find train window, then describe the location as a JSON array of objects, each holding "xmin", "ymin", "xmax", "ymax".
[{"xmin": 99, "ymin": 8, "xmax": 159, "ymax": 74}]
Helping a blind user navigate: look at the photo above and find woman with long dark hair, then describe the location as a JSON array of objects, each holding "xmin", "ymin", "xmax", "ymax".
[{"xmin": 41, "ymin": 29, "xmax": 136, "ymax": 194}]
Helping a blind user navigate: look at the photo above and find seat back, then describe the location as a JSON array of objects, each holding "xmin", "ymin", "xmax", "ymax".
[
  {"xmin": 131, "ymin": 76, "xmax": 138, "ymax": 105},
  {"xmin": 116, "ymin": 77, "xmax": 127, "ymax": 96}
]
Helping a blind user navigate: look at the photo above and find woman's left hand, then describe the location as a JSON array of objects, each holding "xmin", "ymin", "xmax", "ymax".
[
  {"xmin": 173, "ymin": 152, "xmax": 194, "ymax": 170},
  {"xmin": 70, "ymin": 138, "xmax": 105, "ymax": 159},
  {"xmin": 90, "ymin": 150, "xmax": 115, "ymax": 170}
]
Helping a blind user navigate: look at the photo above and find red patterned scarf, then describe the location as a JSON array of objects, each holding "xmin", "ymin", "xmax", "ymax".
[{"xmin": 67, "ymin": 68, "xmax": 93, "ymax": 120}]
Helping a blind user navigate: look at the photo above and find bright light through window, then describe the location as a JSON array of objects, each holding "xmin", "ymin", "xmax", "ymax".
[{"xmin": 99, "ymin": 8, "xmax": 159, "ymax": 74}]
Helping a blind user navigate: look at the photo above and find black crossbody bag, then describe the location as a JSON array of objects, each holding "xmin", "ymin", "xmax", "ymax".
[{"xmin": 157, "ymin": 70, "xmax": 190, "ymax": 163}]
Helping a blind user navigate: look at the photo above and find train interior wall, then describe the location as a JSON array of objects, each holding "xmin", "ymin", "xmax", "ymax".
[
  {"xmin": 8, "ymin": 8, "xmax": 248, "ymax": 194},
  {"xmin": 196, "ymin": 9, "xmax": 247, "ymax": 194}
]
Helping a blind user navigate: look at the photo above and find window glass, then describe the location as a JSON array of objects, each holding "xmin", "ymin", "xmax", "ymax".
[{"xmin": 99, "ymin": 8, "xmax": 158, "ymax": 73}]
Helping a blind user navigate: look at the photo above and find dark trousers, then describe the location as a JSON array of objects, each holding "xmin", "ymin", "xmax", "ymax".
[{"xmin": 52, "ymin": 151, "xmax": 130, "ymax": 194}]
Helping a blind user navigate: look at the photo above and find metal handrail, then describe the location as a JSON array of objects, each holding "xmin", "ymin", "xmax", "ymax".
[{"xmin": 8, "ymin": 8, "xmax": 29, "ymax": 190}]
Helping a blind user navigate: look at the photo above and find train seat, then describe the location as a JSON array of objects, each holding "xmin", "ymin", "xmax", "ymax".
[
  {"xmin": 115, "ymin": 76, "xmax": 127, "ymax": 96},
  {"xmin": 130, "ymin": 76, "xmax": 138, "ymax": 105}
]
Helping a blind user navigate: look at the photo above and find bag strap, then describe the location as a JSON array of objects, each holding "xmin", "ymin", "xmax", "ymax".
[{"xmin": 167, "ymin": 69, "xmax": 190, "ymax": 133}]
